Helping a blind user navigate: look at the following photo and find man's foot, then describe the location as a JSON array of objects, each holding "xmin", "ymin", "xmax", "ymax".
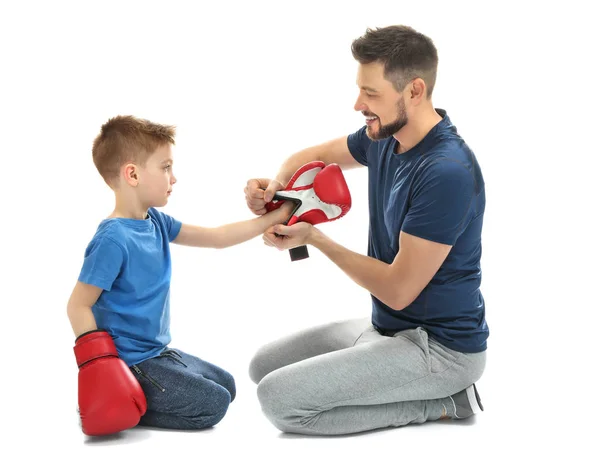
[{"xmin": 448, "ymin": 384, "xmax": 484, "ymax": 419}]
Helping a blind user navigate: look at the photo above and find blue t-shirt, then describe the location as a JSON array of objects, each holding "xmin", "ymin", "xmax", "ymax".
[
  {"xmin": 347, "ymin": 108, "xmax": 489, "ymax": 353},
  {"xmin": 78, "ymin": 207, "xmax": 182, "ymax": 366}
]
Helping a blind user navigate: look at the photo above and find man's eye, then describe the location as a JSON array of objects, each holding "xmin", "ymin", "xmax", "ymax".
[{"xmin": 164, "ymin": 165, "xmax": 171, "ymax": 170}]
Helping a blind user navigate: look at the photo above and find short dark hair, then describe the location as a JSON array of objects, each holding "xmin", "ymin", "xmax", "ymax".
[
  {"xmin": 92, "ymin": 115, "xmax": 176, "ymax": 186},
  {"xmin": 351, "ymin": 25, "xmax": 438, "ymax": 98}
]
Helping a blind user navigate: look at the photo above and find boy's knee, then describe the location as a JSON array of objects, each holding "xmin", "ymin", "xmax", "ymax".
[
  {"xmin": 202, "ymin": 392, "xmax": 231, "ymax": 428},
  {"xmin": 189, "ymin": 385, "xmax": 232, "ymax": 429},
  {"xmin": 219, "ymin": 370, "xmax": 236, "ymax": 402}
]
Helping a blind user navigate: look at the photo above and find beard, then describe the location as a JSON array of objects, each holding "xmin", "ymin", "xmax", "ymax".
[{"xmin": 365, "ymin": 97, "xmax": 408, "ymax": 140}]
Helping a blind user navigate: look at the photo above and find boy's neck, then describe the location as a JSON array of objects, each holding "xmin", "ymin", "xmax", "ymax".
[{"xmin": 109, "ymin": 192, "xmax": 149, "ymax": 220}]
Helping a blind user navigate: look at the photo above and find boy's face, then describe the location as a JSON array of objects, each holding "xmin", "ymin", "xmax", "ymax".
[{"xmin": 136, "ymin": 144, "xmax": 177, "ymax": 208}]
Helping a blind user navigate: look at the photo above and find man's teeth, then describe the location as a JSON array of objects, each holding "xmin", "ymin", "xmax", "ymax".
[{"xmin": 366, "ymin": 116, "xmax": 378, "ymax": 120}]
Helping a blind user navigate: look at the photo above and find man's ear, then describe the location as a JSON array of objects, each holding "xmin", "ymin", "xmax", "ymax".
[
  {"xmin": 409, "ymin": 78, "xmax": 427, "ymax": 104},
  {"xmin": 123, "ymin": 163, "xmax": 139, "ymax": 187}
]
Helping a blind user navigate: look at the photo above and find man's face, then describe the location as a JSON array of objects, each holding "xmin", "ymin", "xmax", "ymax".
[{"xmin": 354, "ymin": 62, "xmax": 408, "ymax": 140}]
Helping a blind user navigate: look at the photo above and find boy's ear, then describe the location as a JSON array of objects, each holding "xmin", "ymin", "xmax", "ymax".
[{"xmin": 123, "ymin": 163, "xmax": 139, "ymax": 187}]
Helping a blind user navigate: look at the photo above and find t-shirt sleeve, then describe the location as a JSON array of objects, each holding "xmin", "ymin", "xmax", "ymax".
[
  {"xmin": 402, "ymin": 159, "xmax": 475, "ymax": 245},
  {"xmin": 151, "ymin": 208, "xmax": 182, "ymax": 242},
  {"xmin": 78, "ymin": 237, "xmax": 124, "ymax": 291},
  {"xmin": 347, "ymin": 126, "xmax": 371, "ymax": 166}
]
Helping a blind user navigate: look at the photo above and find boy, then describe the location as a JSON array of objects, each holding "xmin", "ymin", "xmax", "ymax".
[{"xmin": 67, "ymin": 115, "xmax": 292, "ymax": 436}]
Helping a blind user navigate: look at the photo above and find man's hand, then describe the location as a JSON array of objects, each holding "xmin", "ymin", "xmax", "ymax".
[
  {"xmin": 245, "ymin": 178, "xmax": 284, "ymax": 215},
  {"xmin": 263, "ymin": 222, "xmax": 315, "ymax": 250}
]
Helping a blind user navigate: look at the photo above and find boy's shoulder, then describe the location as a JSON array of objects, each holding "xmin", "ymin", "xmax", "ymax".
[
  {"xmin": 86, "ymin": 218, "xmax": 131, "ymax": 250},
  {"xmin": 147, "ymin": 207, "xmax": 166, "ymax": 222},
  {"xmin": 147, "ymin": 207, "xmax": 177, "ymax": 224},
  {"xmin": 98, "ymin": 217, "xmax": 130, "ymax": 236}
]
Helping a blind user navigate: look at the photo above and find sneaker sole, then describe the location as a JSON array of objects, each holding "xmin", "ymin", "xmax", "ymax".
[{"xmin": 467, "ymin": 384, "xmax": 484, "ymax": 414}]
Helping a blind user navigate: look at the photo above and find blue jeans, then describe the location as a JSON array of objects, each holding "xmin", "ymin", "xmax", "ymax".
[{"xmin": 130, "ymin": 348, "xmax": 236, "ymax": 430}]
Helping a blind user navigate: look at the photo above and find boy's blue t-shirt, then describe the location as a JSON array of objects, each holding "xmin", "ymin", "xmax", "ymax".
[
  {"xmin": 347, "ymin": 108, "xmax": 489, "ymax": 353},
  {"xmin": 78, "ymin": 207, "xmax": 182, "ymax": 366}
]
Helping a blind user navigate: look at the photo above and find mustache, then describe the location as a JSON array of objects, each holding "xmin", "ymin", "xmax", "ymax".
[{"xmin": 361, "ymin": 111, "xmax": 378, "ymax": 117}]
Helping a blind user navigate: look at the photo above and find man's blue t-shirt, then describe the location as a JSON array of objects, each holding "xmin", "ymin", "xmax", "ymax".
[
  {"xmin": 78, "ymin": 207, "xmax": 182, "ymax": 366},
  {"xmin": 347, "ymin": 108, "xmax": 489, "ymax": 353}
]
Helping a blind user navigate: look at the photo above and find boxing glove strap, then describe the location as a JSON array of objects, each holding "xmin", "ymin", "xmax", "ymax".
[{"xmin": 74, "ymin": 329, "xmax": 119, "ymax": 368}]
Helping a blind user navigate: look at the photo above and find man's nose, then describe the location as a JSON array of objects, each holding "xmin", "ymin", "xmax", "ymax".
[{"xmin": 354, "ymin": 96, "xmax": 367, "ymax": 112}]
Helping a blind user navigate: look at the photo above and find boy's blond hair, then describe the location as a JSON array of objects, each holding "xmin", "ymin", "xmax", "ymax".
[{"xmin": 92, "ymin": 115, "xmax": 176, "ymax": 187}]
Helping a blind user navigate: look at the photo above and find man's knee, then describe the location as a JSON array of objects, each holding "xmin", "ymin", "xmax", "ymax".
[
  {"xmin": 248, "ymin": 347, "xmax": 271, "ymax": 384},
  {"xmin": 256, "ymin": 371, "xmax": 315, "ymax": 433},
  {"xmin": 257, "ymin": 373, "xmax": 289, "ymax": 430}
]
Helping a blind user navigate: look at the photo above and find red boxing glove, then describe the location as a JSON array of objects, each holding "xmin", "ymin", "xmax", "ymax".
[
  {"xmin": 266, "ymin": 161, "xmax": 352, "ymax": 225},
  {"xmin": 74, "ymin": 329, "xmax": 147, "ymax": 436}
]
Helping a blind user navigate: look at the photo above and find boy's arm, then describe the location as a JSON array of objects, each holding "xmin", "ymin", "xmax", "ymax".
[
  {"xmin": 67, "ymin": 279, "xmax": 148, "ymax": 436},
  {"xmin": 67, "ymin": 281, "xmax": 102, "ymax": 337},
  {"xmin": 172, "ymin": 203, "xmax": 293, "ymax": 249}
]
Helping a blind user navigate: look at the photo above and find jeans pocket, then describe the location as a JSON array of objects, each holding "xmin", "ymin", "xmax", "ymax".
[{"xmin": 132, "ymin": 364, "xmax": 166, "ymax": 392}]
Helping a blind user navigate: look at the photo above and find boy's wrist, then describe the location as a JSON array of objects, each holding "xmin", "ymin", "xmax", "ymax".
[
  {"xmin": 262, "ymin": 203, "xmax": 292, "ymax": 224},
  {"xmin": 260, "ymin": 208, "xmax": 281, "ymax": 227}
]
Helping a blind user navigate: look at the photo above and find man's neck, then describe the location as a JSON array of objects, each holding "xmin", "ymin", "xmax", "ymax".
[{"xmin": 393, "ymin": 107, "xmax": 443, "ymax": 154}]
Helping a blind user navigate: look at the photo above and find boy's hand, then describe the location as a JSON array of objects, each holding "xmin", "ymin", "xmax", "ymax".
[
  {"xmin": 74, "ymin": 330, "xmax": 147, "ymax": 436},
  {"xmin": 271, "ymin": 201, "xmax": 296, "ymax": 224}
]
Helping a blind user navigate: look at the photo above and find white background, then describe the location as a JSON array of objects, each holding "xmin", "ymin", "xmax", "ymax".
[{"xmin": 1, "ymin": 0, "xmax": 598, "ymax": 455}]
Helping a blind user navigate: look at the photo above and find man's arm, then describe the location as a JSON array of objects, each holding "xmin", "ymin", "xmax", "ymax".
[
  {"xmin": 262, "ymin": 156, "xmax": 473, "ymax": 308},
  {"xmin": 246, "ymin": 136, "xmax": 364, "ymax": 215},
  {"xmin": 310, "ymin": 229, "xmax": 451, "ymax": 310},
  {"xmin": 173, "ymin": 202, "xmax": 294, "ymax": 249},
  {"xmin": 67, "ymin": 281, "xmax": 102, "ymax": 337},
  {"xmin": 264, "ymin": 224, "xmax": 451, "ymax": 311},
  {"xmin": 273, "ymin": 136, "xmax": 364, "ymax": 185}
]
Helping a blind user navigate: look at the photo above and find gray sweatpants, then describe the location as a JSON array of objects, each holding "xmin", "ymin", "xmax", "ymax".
[{"xmin": 249, "ymin": 317, "xmax": 486, "ymax": 435}]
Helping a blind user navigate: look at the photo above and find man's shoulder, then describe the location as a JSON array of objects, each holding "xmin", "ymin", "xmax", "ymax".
[
  {"xmin": 421, "ymin": 132, "xmax": 477, "ymax": 169},
  {"xmin": 413, "ymin": 145, "xmax": 476, "ymax": 189}
]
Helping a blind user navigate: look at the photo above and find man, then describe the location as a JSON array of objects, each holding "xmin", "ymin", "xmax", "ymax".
[{"xmin": 244, "ymin": 24, "xmax": 489, "ymax": 436}]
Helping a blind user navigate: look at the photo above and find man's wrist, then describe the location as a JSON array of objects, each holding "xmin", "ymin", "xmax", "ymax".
[
  {"xmin": 272, "ymin": 174, "xmax": 286, "ymax": 186},
  {"xmin": 307, "ymin": 226, "xmax": 325, "ymax": 247}
]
